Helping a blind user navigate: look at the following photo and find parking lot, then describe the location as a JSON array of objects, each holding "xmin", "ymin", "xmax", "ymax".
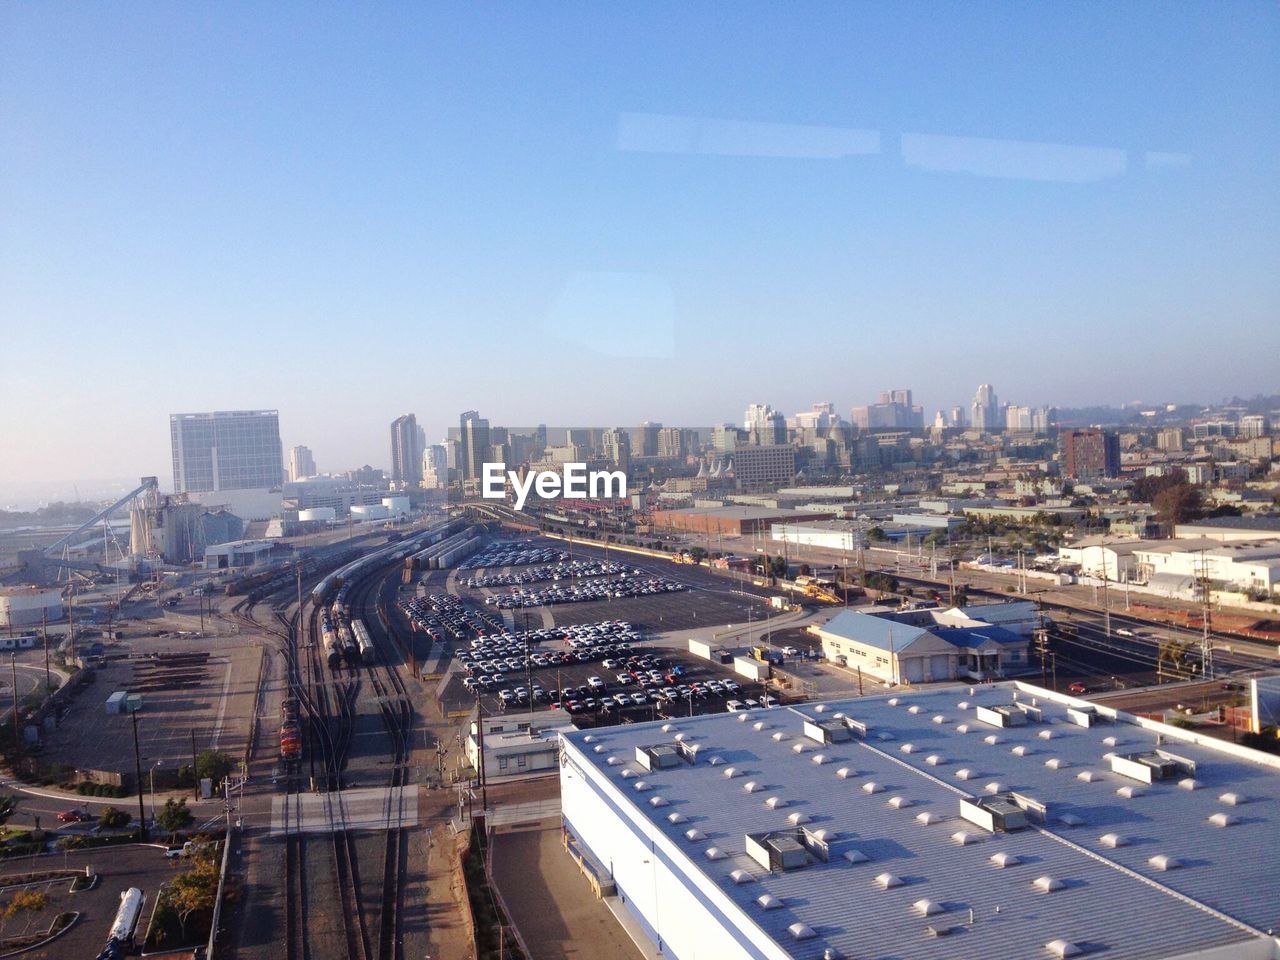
[{"xmin": 438, "ymin": 623, "xmax": 774, "ymax": 724}]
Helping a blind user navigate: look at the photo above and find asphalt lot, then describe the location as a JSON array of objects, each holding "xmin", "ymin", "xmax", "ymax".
[{"xmin": 39, "ymin": 640, "xmax": 260, "ymax": 777}]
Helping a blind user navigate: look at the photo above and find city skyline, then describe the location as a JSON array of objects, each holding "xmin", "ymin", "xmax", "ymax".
[{"xmin": 3, "ymin": 3, "xmax": 1277, "ymax": 494}]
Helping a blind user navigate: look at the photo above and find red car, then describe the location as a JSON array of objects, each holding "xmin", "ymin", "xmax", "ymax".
[
  {"xmin": 57, "ymin": 809, "xmax": 89, "ymax": 823},
  {"xmin": 1067, "ymin": 682, "xmax": 1089, "ymax": 695}
]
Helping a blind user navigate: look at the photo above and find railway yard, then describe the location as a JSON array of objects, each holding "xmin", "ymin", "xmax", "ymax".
[{"xmin": 2, "ymin": 515, "xmax": 1273, "ymax": 960}]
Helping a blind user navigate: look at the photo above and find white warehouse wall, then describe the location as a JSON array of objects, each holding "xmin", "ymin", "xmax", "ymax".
[{"xmin": 560, "ymin": 740, "xmax": 791, "ymax": 960}]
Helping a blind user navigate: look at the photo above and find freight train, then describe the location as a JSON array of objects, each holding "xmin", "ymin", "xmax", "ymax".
[
  {"xmin": 280, "ymin": 697, "xmax": 302, "ymax": 761},
  {"xmin": 94, "ymin": 887, "xmax": 144, "ymax": 960},
  {"xmin": 351, "ymin": 618, "xmax": 376, "ymax": 665},
  {"xmin": 311, "ymin": 518, "xmax": 466, "ymax": 611},
  {"xmin": 321, "ymin": 617, "xmax": 341, "ymax": 669}
]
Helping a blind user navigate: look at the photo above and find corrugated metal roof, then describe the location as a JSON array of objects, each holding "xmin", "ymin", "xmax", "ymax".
[
  {"xmin": 818, "ymin": 610, "xmax": 932, "ymax": 652},
  {"xmin": 562, "ymin": 682, "xmax": 1279, "ymax": 960}
]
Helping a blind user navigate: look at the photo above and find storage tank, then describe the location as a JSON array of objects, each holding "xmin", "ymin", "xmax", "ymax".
[
  {"xmin": 381, "ymin": 496, "xmax": 411, "ymax": 516},
  {"xmin": 0, "ymin": 586, "xmax": 65, "ymax": 628},
  {"xmin": 299, "ymin": 507, "xmax": 337, "ymax": 522},
  {"xmin": 350, "ymin": 504, "xmax": 391, "ymax": 520}
]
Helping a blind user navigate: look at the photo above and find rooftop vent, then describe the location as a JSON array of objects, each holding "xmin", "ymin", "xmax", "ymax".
[
  {"xmin": 990, "ymin": 852, "xmax": 1020, "ymax": 868},
  {"xmin": 952, "ymin": 830, "xmax": 978, "ymax": 845},
  {"xmin": 1076, "ymin": 770, "xmax": 1098, "ymax": 783},
  {"xmin": 788, "ymin": 812, "xmax": 810, "ymax": 826},
  {"xmin": 1103, "ymin": 735, "xmax": 1122, "ymax": 747},
  {"xmin": 673, "ymin": 733, "xmax": 690, "ymax": 742},
  {"xmin": 877, "ymin": 731, "xmax": 895, "ymax": 742},
  {"xmin": 1110, "ymin": 749, "xmax": 1196, "ymax": 784},
  {"xmin": 1058, "ymin": 813, "xmax": 1084, "ymax": 827},
  {"xmin": 757, "ymin": 894, "xmax": 783, "ymax": 910},
  {"xmin": 743, "ymin": 780, "xmax": 761, "ymax": 793},
  {"xmin": 804, "ymin": 719, "xmax": 852, "ymax": 744},
  {"xmin": 933, "ymin": 714, "xmax": 949, "ymax": 724},
  {"xmin": 916, "ymin": 811, "xmax": 942, "ymax": 825},
  {"xmin": 958, "ymin": 700, "xmax": 971, "ymax": 710},
  {"xmin": 1148, "ymin": 854, "xmax": 1183, "ymax": 871},
  {"xmin": 1116, "ymin": 785, "xmax": 1144, "ymax": 800},
  {"xmin": 813, "ymin": 704, "xmax": 827, "ymax": 713},
  {"xmin": 661, "ymin": 723, "xmax": 678, "ymax": 733},
  {"xmin": 593, "ymin": 745, "xmax": 606, "ymax": 754},
  {"xmin": 620, "ymin": 769, "xmax": 637, "ymax": 779},
  {"xmin": 708, "ymin": 756, "xmax": 724, "ymax": 766},
  {"xmin": 632, "ymin": 780, "xmax": 650, "ymax": 792},
  {"xmin": 908, "ymin": 705, "xmax": 923, "ymax": 714},
  {"xmin": 667, "ymin": 812, "xmax": 685, "ymax": 824},
  {"xmin": 1045, "ymin": 758, "xmax": 1069, "ymax": 770},
  {"xmin": 875, "ymin": 872, "xmax": 904, "ymax": 889},
  {"xmin": 737, "ymin": 713, "xmax": 750, "ymax": 723},
  {"xmin": 810, "ymin": 827, "xmax": 837, "ymax": 842},
  {"xmin": 984, "ymin": 781, "xmax": 1006, "ymax": 794},
  {"xmin": 1208, "ymin": 812, "xmax": 1237, "ymax": 828},
  {"xmin": 723, "ymin": 766, "xmax": 740, "ymax": 778},
  {"xmin": 705, "ymin": 846, "xmax": 726, "ymax": 860},
  {"xmin": 1033, "ymin": 876, "xmax": 1065, "ymax": 893},
  {"xmin": 888, "ymin": 697, "xmax": 902, "ymax": 706},
  {"xmin": 956, "ymin": 724, "xmax": 971, "ymax": 734},
  {"xmin": 648, "ymin": 796, "xmax": 668, "ymax": 808},
  {"xmin": 792, "ymin": 742, "xmax": 808, "ymax": 753},
  {"xmin": 955, "ymin": 768, "xmax": 975, "ymax": 780},
  {"xmin": 1038, "ymin": 730, "xmax": 1055, "ymax": 740},
  {"xmin": 926, "ymin": 754, "xmax": 946, "ymax": 766},
  {"xmin": 843, "ymin": 848, "xmax": 870, "ymax": 865},
  {"xmin": 1219, "ymin": 792, "xmax": 1245, "ymax": 805},
  {"xmin": 1046, "ymin": 940, "xmax": 1083, "ymax": 958},
  {"xmin": 729, "ymin": 869, "xmax": 754, "ymax": 884},
  {"xmin": 583, "ymin": 735, "xmax": 596, "ymax": 743},
  {"xmin": 685, "ymin": 828, "xmax": 706, "ymax": 841},
  {"xmin": 888, "ymin": 795, "xmax": 913, "ymax": 809},
  {"xmin": 746, "ymin": 830, "xmax": 811, "ymax": 872},
  {"xmin": 901, "ymin": 743, "xmax": 917, "ymax": 754},
  {"xmin": 1012, "ymin": 745, "xmax": 1033, "ymax": 757},
  {"xmin": 606, "ymin": 756, "xmax": 620, "ymax": 766},
  {"xmin": 984, "ymin": 734, "xmax": 1002, "ymax": 745},
  {"xmin": 913, "ymin": 899, "xmax": 943, "ymax": 916},
  {"xmin": 788, "ymin": 923, "xmax": 816, "ymax": 941},
  {"xmin": 1178, "ymin": 778, "xmax": 1200, "ymax": 791},
  {"xmin": 812, "ymin": 753, "xmax": 829, "ymax": 765},
  {"xmin": 836, "ymin": 767, "xmax": 854, "ymax": 779},
  {"xmin": 771, "ymin": 731, "xmax": 787, "ymax": 742},
  {"xmin": 765, "ymin": 796, "xmax": 789, "ymax": 809},
  {"xmin": 636, "ymin": 745, "xmax": 681, "ymax": 771},
  {"xmin": 753, "ymin": 721, "xmax": 768, "ymax": 731},
  {"xmin": 1099, "ymin": 833, "xmax": 1128, "ymax": 848},
  {"xmin": 863, "ymin": 781, "xmax": 883, "ymax": 794}
]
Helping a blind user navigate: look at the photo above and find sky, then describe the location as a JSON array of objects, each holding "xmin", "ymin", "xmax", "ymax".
[{"xmin": 2, "ymin": 1, "xmax": 1278, "ymax": 500}]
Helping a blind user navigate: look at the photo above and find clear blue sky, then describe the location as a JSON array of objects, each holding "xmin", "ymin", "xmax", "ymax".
[{"xmin": 2, "ymin": 2, "xmax": 1277, "ymax": 495}]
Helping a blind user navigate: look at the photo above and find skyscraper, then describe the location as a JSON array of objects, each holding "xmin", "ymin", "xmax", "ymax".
[
  {"xmin": 460, "ymin": 410, "xmax": 491, "ymax": 480},
  {"xmin": 602, "ymin": 427, "xmax": 631, "ymax": 472},
  {"xmin": 389, "ymin": 414, "xmax": 422, "ymax": 486},
  {"xmin": 421, "ymin": 444, "xmax": 448, "ymax": 489},
  {"xmin": 636, "ymin": 421, "xmax": 662, "ymax": 458},
  {"xmin": 170, "ymin": 410, "xmax": 284, "ymax": 494},
  {"xmin": 744, "ymin": 404, "xmax": 787, "ymax": 444},
  {"xmin": 971, "ymin": 384, "xmax": 999, "ymax": 432},
  {"xmin": 287, "ymin": 444, "xmax": 316, "ymax": 482}
]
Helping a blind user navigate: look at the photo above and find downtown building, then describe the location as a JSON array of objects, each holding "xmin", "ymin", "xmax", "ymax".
[
  {"xmin": 1062, "ymin": 428, "xmax": 1121, "ymax": 479},
  {"xmin": 390, "ymin": 414, "xmax": 423, "ymax": 487}
]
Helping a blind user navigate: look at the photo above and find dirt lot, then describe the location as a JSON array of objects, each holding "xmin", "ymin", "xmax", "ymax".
[{"xmin": 489, "ymin": 822, "xmax": 644, "ymax": 960}]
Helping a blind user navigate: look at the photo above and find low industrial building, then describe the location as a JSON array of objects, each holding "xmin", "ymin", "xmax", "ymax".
[
  {"xmin": 1174, "ymin": 516, "xmax": 1280, "ymax": 543},
  {"xmin": 560, "ymin": 682, "xmax": 1280, "ymax": 960},
  {"xmin": 202, "ymin": 539, "xmax": 275, "ymax": 569},
  {"xmin": 466, "ymin": 708, "xmax": 571, "ymax": 781},
  {"xmin": 0, "ymin": 586, "xmax": 64, "ymax": 627},
  {"xmin": 654, "ymin": 506, "xmax": 836, "ymax": 537},
  {"xmin": 814, "ymin": 607, "xmax": 1031, "ymax": 684}
]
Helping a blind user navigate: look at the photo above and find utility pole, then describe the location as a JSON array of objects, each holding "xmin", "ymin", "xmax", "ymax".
[
  {"xmin": 42, "ymin": 612, "xmax": 50, "ymax": 693},
  {"xmin": 131, "ymin": 710, "xmax": 148, "ymax": 839},
  {"xmin": 10, "ymin": 654, "xmax": 20, "ymax": 749},
  {"xmin": 1199, "ymin": 551, "xmax": 1214, "ymax": 680},
  {"xmin": 191, "ymin": 729, "xmax": 200, "ymax": 800},
  {"xmin": 475, "ymin": 691, "xmax": 488, "ymax": 818}
]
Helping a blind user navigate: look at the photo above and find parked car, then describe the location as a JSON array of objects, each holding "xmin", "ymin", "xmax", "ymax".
[
  {"xmin": 57, "ymin": 809, "xmax": 89, "ymax": 823},
  {"xmin": 726, "ymin": 699, "xmax": 746, "ymax": 712},
  {"xmin": 1067, "ymin": 682, "xmax": 1089, "ymax": 695}
]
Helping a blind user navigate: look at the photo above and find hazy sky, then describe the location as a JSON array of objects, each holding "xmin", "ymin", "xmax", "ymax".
[{"xmin": 2, "ymin": 2, "xmax": 1278, "ymax": 497}]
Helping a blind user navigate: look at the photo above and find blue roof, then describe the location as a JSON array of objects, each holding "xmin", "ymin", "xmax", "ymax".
[
  {"xmin": 932, "ymin": 625, "xmax": 1025, "ymax": 649},
  {"xmin": 820, "ymin": 609, "xmax": 931, "ymax": 652}
]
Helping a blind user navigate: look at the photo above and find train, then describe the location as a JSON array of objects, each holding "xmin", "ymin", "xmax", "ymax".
[
  {"xmin": 335, "ymin": 617, "xmax": 359, "ymax": 665},
  {"xmin": 280, "ymin": 697, "xmax": 302, "ymax": 761},
  {"xmin": 311, "ymin": 518, "xmax": 466, "ymax": 611},
  {"xmin": 321, "ymin": 617, "xmax": 341, "ymax": 669},
  {"xmin": 351, "ymin": 618, "xmax": 376, "ymax": 665},
  {"xmin": 94, "ymin": 887, "xmax": 144, "ymax": 960}
]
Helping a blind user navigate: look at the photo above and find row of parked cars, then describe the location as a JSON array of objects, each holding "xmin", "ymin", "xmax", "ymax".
[
  {"xmin": 399, "ymin": 592, "xmax": 505, "ymax": 642},
  {"xmin": 485, "ymin": 575, "xmax": 687, "ymax": 609},
  {"xmin": 460, "ymin": 544, "xmax": 566, "ymax": 570},
  {"xmin": 460, "ymin": 558, "xmax": 626, "ymax": 589},
  {"xmin": 459, "ymin": 620, "xmax": 641, "ymax": 693}
]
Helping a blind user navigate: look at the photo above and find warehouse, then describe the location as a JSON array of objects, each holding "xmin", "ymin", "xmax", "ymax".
[
  {"xmin": 560, "ymin": 682, "xmax": 1280, "ymax": 960},
  {"xmin": 654, "ymin": 506, "xmax": 835, "ymax": 536}
]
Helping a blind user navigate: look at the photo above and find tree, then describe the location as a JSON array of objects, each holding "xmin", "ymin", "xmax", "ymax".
[
  {"xmin": 98, "ymin": 805, "xmax": 130, "ymax": 830},
  {"xmin": 798, "ymin": 563, "xmax": 812, "ymax": 577},
  {"xmin": 689, "ymin": 546, "xmax": 708, "ymax": 563},
  {"xmin": 767, "ymin": 555, "xmax": 787, "ymax": 579},
  {"xmin": 1158, "ymin": 637, "xmax": 1196, "ymax": 681},
  {"xmin": 194, "ymin": 750, "xmax": 234, "ymax": 784},
  {"xmin": 867, "ymin": 526, "xmax": 888, "ymax": 542},
  {"xmin": 168, "ymin": 856, "xmax": 220, "ymax": 941},
  {"xmin": 1152, "ymin": 484, "xmax": 1203, "ymax": 529},
  {"xmin": 156, "ymin": 798, "xmax": 193, "ymax": 838}
]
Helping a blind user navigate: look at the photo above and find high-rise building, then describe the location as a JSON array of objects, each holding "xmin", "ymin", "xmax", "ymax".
[
  {"xmin": 851, "ymin": 390, "xmax": 923, "ymax": 430},
  {"xmin": 602, "ymin": 427, "xmax": 631, "ymax": 472},
  {"xmin": 636, "ymin": 421, "xmax": 662, "ymax": 458},
  {"xmin": 1239, "ymin": 415, "xmax": 1269, "ymax": 438},
  {"xmin": 744, "ymin": 404, "xmax": 788, "ymax": 444},
  {"xmin": 734, "ymin": 444, "xmax": 796, "ymax": 489},
  {"xmin": 389, "ymin": 414, "xmax": 422, "ymax": 487},
  {"xmin": 657, "ymin": 427, "xmax": 687, "ymax": 459},
  {"xmin": 287, "ymin": 445, "xmax": 316, "ymax": 482},
  {"xmin": 170, "ymin": 410, "xmax": 284, "ymax": 494},
  {"xmin": 1156, "ymin": 427, "xmax": 1185, "ymax": 452},
  {"xmin": 970, "ymin": 384, "xmax": 999, "ymax": 431},
  {"xmin": 1062, "ymin": 428, "xmax": 1120, "ymax": 479},
  {"xmin": 422, "ymin": 444, "xmax": 448, "ymax": 489},
  {"xmin": 712, "ymin": 424, "xmax": 740, "ymax": 455},
  {"xmin": 460, "ymin": 410, "xmax": 491, "ymax": 480},
  {"xmin": 950, "ymin": 405, "xmax": 967, "ymax": 428}
]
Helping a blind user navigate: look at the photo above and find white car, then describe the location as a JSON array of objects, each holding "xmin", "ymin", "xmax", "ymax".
[
  {"xmin": 587, "ymin": 676, "xmax": 605, "ymax": 690},
  {"xmin": 725, "ymin": 699, "xmax": 746, "ymax": 712},
  {"xmin": 782, "ymin": 646, "xmax": 799, "ymax": 657}
]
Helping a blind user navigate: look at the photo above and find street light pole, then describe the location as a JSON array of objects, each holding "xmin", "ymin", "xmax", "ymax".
[{"xmin": 131, "ymin": 710, "xmax": 148, "ymax": 839}]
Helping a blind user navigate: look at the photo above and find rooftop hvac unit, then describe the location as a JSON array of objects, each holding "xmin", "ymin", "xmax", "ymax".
[
  {"xmin": 635, "ymin": 744, "xmax": 680, "ymax": 771},
  {"xmin": 974, "ymin": 704, "xmax": 1028, "ymax": 728},
  {"xmin": 1110, "ymin": 749, "xmax": 1196, "ymax": 784},
  {"xmin": 960, "ymin": 794, "xmax": 1031, "ymax": 833},
  {"xmin": 804, "ymin": 719, "xmax": 852, "ymax": 744},
  {"xmin": 745, "ymin": 830, "xmax": 811, "ymax": 873}
]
